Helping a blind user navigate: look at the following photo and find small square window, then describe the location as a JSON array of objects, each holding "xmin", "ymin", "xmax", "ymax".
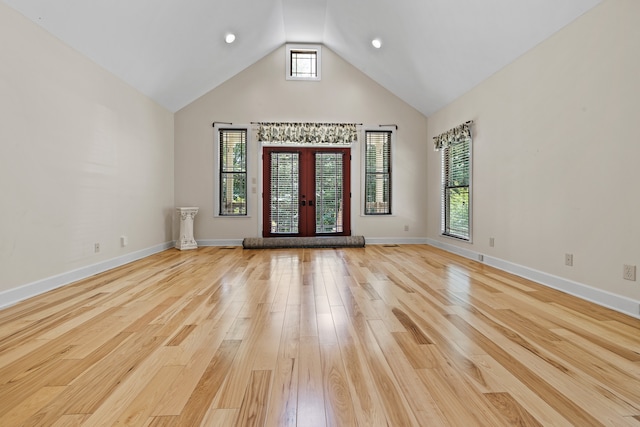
[
  {"xmin": 286, "ymin": 44, "xmax": 321, "ymax": 81},
  {"xmin": 291, "ymin": 50, "xmax": 316, "ymax": 78}
]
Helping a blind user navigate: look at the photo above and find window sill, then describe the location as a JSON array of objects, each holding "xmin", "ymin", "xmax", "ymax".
[{"xmin": 441, "ymin": 233, "xmax": 471, "ymax": 243}]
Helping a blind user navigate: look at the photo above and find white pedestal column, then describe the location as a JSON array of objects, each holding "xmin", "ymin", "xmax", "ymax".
[{"xmin": 176, "ymin": 207, "xmax": 199, "ymax": 250}]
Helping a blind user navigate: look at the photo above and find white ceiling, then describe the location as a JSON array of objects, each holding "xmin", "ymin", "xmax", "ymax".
[{"xmin": 3, "ymin": 0, "xmax": 602, "ymax": 116}]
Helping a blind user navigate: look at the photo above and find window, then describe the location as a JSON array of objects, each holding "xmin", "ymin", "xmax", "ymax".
[
  {"xmin": 364, "ymin": 130, "xmax": 392, "ymax": 215},
  {"xmin": 286, "ymin": 44, "xmax": 321, "ymax": 81},
  {"xmin": 291, "ymin": 50, "xmax": 316, "ymax": 78},
  {"xmin": 219, "ymin": 128, "xmax": 247, "ymax": 216},
  {"xmin": 315, "ymin": 152, "xmax": 345, "ymax": 233},
  {"xmin": 442, "ymin": 139, "xmax": 471, "ymax": 240}
]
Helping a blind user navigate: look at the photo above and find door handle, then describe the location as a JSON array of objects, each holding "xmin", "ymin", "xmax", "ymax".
[
  {"xmin": 309, "ymin": 200, "xmax": 314, "ymax": 207},
  {"xmin": 301, "ymin": 200, "xmax": 306, "ymax": 206}
]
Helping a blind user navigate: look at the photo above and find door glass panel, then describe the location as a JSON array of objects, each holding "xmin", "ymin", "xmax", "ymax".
[
  {"xmin": 270, "ymin": 152, "xmax": 299, "ymax": 234},
  {"xmin": 315, "ymin": 152, "xmax": 343, "ymax": 233}
]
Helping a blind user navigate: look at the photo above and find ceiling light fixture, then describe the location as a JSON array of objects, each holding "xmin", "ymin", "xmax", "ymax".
[
  {"xmin": 371, "ymin": 38, "xmax": 382, "ymax": 49},
  {"xmin": 225, "ymin": 33, "xmax": 236, "ymax": 44}
]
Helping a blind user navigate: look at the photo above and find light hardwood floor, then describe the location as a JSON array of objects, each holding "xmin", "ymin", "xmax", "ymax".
[{"xmin": 0, "ymin": 245, "xmax": 639, "ymax": 426}]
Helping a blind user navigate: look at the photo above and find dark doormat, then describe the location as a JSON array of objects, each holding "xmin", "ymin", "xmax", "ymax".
[{"xmin": 242, "ymin": 236, "xmax": 365, "ymax": 249}]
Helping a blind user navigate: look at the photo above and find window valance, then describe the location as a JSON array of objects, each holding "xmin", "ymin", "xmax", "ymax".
[
  {"xmin": 256, "ymin": 122, "xmax": 358, "ymax": 145},
  {"xmin": 433, "ymin": 121, "xmax": 473, "ymax": 151}
]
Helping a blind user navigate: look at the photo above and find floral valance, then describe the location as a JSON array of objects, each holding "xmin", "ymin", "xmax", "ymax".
[
  {"xmin": 433, "ymin": 121, "xmax": 473, "ymax": 151},
  {"xmin": 256, "ymin": 122, "xmax": 358, "ymax": 145}
]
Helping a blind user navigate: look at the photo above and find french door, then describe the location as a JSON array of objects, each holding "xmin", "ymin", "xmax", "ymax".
[{"xmin": 263, "ymin": 147, "xmax": 351, "ymax": 237}]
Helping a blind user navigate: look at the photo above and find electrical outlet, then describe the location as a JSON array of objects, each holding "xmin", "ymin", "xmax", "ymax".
[
  {"xmin": 565, "ymin": 253, "xmax": 573, "ymax": 266},
  {"xmin": 121, "ymin": 236, "xmax": 128, "ymax": 247},
  {"xmin": 623, "ymin": 264, "xmax": 636, "ymax": 281},
  {"xmin": 489, "ymin": 237, "xmax": 495, "ymax": 247},
  {"xmin": 94, "ymin": 243, "xmax": 100, "ymax": 253},
  {"xmin": 404, "ymin": 225, "xmax": 409, "ymax": 232}
]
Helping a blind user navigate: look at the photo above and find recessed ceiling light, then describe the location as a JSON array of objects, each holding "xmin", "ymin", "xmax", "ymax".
[
  {"xmin": 372, "ymin": 38, "xmax": 382, "ymax": 49},
  {"xmin": 225, "ymin": 33, "xmax": 236, "ymax": 44}
]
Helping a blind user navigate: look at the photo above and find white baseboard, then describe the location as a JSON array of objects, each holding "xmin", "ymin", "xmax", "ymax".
[
  {"xmin": 196, "ymin": 239, "xmax": 244, "ymax": 247},
  {"xmin": 0, "ymin": 242, "xmax": 174, "ymax": 310},
  {"xmin": 426, "ymin": 238, "xmax": 640, "ymax": 319}
]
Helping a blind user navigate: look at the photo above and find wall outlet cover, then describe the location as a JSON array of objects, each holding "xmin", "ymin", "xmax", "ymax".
[
  {"xmin": 565, "ymin": 253, "xmax": 573, "ymax": 266},
  {"xmin": 623, "ymin": 264, "xmax": 636, "ymax": 281}
]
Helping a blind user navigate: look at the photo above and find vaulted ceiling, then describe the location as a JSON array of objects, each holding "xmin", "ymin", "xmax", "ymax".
[{"xmin": 3, "ymin": 0, "xmax": 601, "ymax": 116}]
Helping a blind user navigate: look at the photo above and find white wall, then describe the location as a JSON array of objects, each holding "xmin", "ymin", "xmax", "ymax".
[
  {"xmin": 427, "ymin": 0, "xmax": 640, "ymax": 304},
  {"xmin": 0, "ymin": 3, "xmax": 175, "ymax": 298},
  {"xmin": 175, "ymin": 46, "xmax": 428, "ymax": 243}
]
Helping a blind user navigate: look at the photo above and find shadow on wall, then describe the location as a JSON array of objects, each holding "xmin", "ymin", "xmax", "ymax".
[{"xmin": 165, "ymin": 207, "xmax": 176, "ymax": 243}]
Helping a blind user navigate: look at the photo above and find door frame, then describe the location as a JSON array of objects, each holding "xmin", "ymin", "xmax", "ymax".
[{"xmin": 262, "ymin": 146, "xmax": 351, "ymax": 238}]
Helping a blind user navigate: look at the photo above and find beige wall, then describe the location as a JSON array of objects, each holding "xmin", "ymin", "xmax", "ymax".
[
  {"xmin": 427, "ymin": 0, "xmax": 640, "ymax": 302},
  {"xmin": 0, "ymin": 3, "xmax": 175, "ymax": 295},
  {"xmin": 175, "ymin": 46, "xmax": 429, "ymax": 242},
  {"xmin": 4, "ymin": 0, "xmax": 636, "ymax": 313}
]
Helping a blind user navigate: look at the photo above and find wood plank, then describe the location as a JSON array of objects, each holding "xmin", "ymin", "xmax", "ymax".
[
  {"xmin": 0, "ymin": 385, "xmax": 66, "ymax": 426},
  {"xmin": 264, "ymin": 304, "xmax": 300, "ymax": 427},
  {"xmin": 320, "ymin": 343, "xmax": 357, "ymax": 426},
  {"xmin": 265, "ymin": 356, "xmax": 298, "ymax": 427},
  {"xmin": 470, "ymin": 354, "xmax": 575, "ymax": 426},
  {"xmin": 199, "ymin": 408, "xmax": 239, "ymax": 427},
  {"xmin": 49, "ymin": 414, "xmax": 91, "ymax": 427},
  {"xmin": 215, "ymin": 303, "xmax": 271, "ymax": 409},
  {"xmin": 166, "ymin": 324, "xmax": 197, "ymax": 346},
  {"xmin": 234, "ymin": 370, "xmax": 272, "ymax": 427},
  {"xmin": 444, "ymin": 312, "xmax": 630, "ymax": 425},
  {"xmin": 297, "ymin": 335, "xmax": 326, "ymax": 427},
  {"xmin": 331, "ymin": 305, "xmax": 393, "ymax": 427},
  {"xmin": 81, "ymin": 362, "xmax": 183, "ymax": 426},
  {"xmin": 344, "ymin": 310, "xmax": 419, "ymax": 425},
  {"xmin": 484, "ymin": 392, "xmax": 544, "ymax": 427},
  {"xmin": 251, "ymin": 311, "xmax": 285, "ymax": 371},
  {"xmin": 417, "ymin": 368, "xmax": 504, "ymax": 426},
  {"xmin": 392, "ymin": 307, "xmax": 433, "ymax": 344},
  {"xmin": 23, "ymin": 325, "xmax": 166, "ymax": 426},
  {"xmin": 368, "ymin": 318, "xmax": 448, "ymax": 425},
  {"xmin": 151, "ymin": 301, "xmax": 244, "ymax": 415},
  {"xmin": 0, "ymin": 246, "xmax": 637, "ymax": 426},
  {"xmin": 174, "ymin": 340, "xmax": 241, "ymax": 426},
  {"xmin": 392, "ymin": 332, "xmax": 437, "ymax": 369}
]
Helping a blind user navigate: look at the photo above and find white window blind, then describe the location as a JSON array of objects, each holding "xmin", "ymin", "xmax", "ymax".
[
  {"xmin": 219, "ymin": 129, "xmax": 247, "ymax": 216},
  {"xmin": 365, "ymin": 131, "xmax": 392, "ymax": 215},
  {"xmin": 315, "ymin": 152, "xmax": 344, "ymax": 233},
  {"xmin": 269, "ymin": 152, "xmax": 299, "ymax": 234},
  {"xmin": 442, "ymin": 139, "xmax": 470, "ymax": 240}
]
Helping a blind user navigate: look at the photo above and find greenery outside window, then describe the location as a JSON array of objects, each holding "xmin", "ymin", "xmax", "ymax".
[
  {"xmin": 364, "ymin": 130, "xmax": 392, "ymax": 215},
  {"xmin": 442, "ymin": 139, "xmax": 471, "ymax": 240},
  {"xmin": 219, "ymin": 128, "xmax": 247, "ymax": 216}
]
